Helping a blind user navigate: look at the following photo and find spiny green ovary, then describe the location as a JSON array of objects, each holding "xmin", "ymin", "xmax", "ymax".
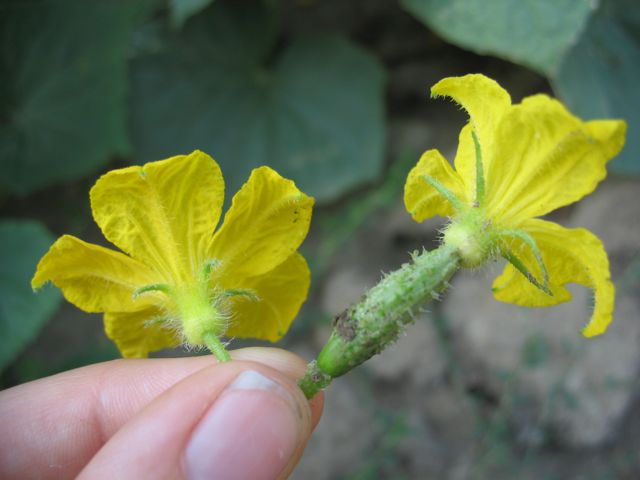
[
  {"xmin": 317, "ymin": 246, "xmax": 460, "ymax": 377},
  {"xmin": 443, "ymin": 209, "xmax": 496, "ymax": 268}
]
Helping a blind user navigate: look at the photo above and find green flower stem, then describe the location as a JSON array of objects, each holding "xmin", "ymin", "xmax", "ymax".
[
  {"xmin": 204, "ymin": 331, "xmax": 232, "ymax": 363},
  {"xmin": 298, "ymin": 361, "xmax": 333, "ymax": 399},
  {"xmin": 299, "ymin": 245, "xmax": 460, "ymax": 399}
]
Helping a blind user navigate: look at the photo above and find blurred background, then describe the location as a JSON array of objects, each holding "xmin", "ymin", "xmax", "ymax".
[{"xmin": 1, "ymin": 0, "xmax": 639, "ymax": 478}]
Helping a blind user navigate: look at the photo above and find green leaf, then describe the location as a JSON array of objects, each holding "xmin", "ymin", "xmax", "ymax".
[
  {"xmin": 0, "ymin": 221, "xmax": 61, "ymax": 372},
  {"xmin": 552, "ymin": 0, "xmax": 640, "ymax": 174},
  {"xmin": 400, "ymin": 0, "xmax": 595, "ymax": 75},
  {"xmin": 131, "ymin": 0, "xmax": 386, "ymax": 203},
  {"xmin": 0, "ymin": 0, "xmax": 146, "ymax": 195},
  {"xmin": 169, "ymin": 0, "xmax": 216, "ymax": 28}
]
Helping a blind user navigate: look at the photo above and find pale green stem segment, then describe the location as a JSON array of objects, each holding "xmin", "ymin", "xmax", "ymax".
[
  {"xmin": 499, "ymin": 228, "xmax": 551, "ymax": 294},
  {"xmin": 423, "ymin": 176, "xmax": 464, "ymax": 212},
  {"xmin": 471, "ymin": 131, "xmax": 485, "ymax": 206},
  {"xmin": 298, "ymin": 245, "xmax": 460, "ymax": 399},
  {"xmin": 203, "ymin": 331, "xmax": 232, "ymax": 363}
]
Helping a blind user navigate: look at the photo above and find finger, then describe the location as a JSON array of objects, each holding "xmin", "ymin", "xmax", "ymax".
[
  {"xmin": 0, "ymin": 348, "xmax": 323, "ymax": 480},
  {"xmin": 78, "ymin": 359, "xmax": 315, "ymax": 480}
]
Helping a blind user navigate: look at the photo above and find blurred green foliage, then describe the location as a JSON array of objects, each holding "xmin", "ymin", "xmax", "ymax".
[
  {"xmin": 169, "ymin": 0, "xmax": 215, "ymax": 28},
  {"xmin": 401, "ymin": 0, "xmax": 595, "ymax": 74},
  {"xmin": 0, "ymin": 0, "xmax": 145, "ymax": 195},
  {"xmin": 132, "ymin": 0, "xmax": 387, "ymax": 202},
  {"xmin": 553, "ymin": 0, "xmax": 640, "ymax": 174},
  {"xmin": 0, "ymin": 221, "xmax": 61, "ymax": 371}
]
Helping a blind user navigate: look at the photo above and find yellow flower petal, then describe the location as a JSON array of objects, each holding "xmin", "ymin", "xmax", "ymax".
[
  {"xmin": 224, "ymin": 252, "xmax": 310, "ymax": 342},
  {"xmin": 209, "ymin": 166, "xmax": 313, "ymax": 279},
  {"xmin": 431, "ymin": 74, "xmax": 511, "ymax": 190},
  {"xmin": 32, "ymin": 235, "xmax": 160, "ymax": 313},
  {"xmin": 90, "ymin": 151, "xmax": 224, "ymax": 283},
  {"xmin": 492, "ymin": 219, "xmax": 614, "ymax": 337},
  {"xmin": 484, "ymin": 95, "xmax": 626, "ymax": 224},
  {"xmin": 451, "ymin": 124, "xmax": 479, "ymax": 201},
  {"xmin": 104, "ymin": 308, "xmax": 180, "ymax": 358},
  {"xmin": 404, "ymin": 149, "xmax": 467, "ymax": 222},
  {"xmin": 586, "ymin": 119, "xmax": 627, "ymax": 159}
]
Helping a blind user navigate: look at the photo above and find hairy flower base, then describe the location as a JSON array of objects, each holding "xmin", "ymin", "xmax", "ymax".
[
  {"xmin": 132, "ymin": 259, "xmax": 260, "ymax": 347},
  {"xmin": 172, "ymin": 284, "xmax": 226, "ymax": 345}
]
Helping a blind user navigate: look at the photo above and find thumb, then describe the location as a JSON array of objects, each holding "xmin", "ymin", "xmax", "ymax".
[{"xmin": 78, "ymin": 358, "xmax": 317, "ymax": 480}]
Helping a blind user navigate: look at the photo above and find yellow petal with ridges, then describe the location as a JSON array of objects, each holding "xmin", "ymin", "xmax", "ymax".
[
  {"xmin": 484, "ymin": 95, "xmax": 626, "ymax": 224},
  {"xmin": 90, "ymin": 151, "xmax": 224, "ymax": 283},
  {"xmin": 209, "ymin": 166, "xmax": 313, "ymax": 279},
  {"xmin": 404, "ymin": 149, "xmax": 467, "ymax": 222},
  {"xmin": 431, "ymin": 74, "xmax": 511, "ymax": 189},
  {"xmin": 224, "ymin": 252, "xmax": 310, "ymax": 342},
  {"xmin": 451, "ymin": 124, "xmax": 479, "ymax": 201},
  {"xmin": 492, "ymin": 219, "xmax": 614, "ymax": 337},
  {"xmin": 32, "ymin": 235, "xmax": 160, "ymax": 313},
  {"xmin": 586, "ymin": 119, "xmax": 627, "ymax": 159},
  {"xmin": 104, "ymin": 308, "xmax": 180, "ymax": 358}
]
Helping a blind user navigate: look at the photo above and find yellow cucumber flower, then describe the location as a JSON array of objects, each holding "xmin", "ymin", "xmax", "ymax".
[
  {"xmin": 32, "ymin": 151, "xmax": 314, "ymax": 357},
  {"xmin": 404, "ymin": 74, "xmax": 626, "ymax": 337}
]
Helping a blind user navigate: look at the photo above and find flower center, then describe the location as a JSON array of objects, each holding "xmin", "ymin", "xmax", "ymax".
[{"xmin": 133, "ymin": 259, "xmax": 260, "ymax": 348}]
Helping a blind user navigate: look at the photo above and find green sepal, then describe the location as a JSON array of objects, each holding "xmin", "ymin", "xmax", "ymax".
[
  {"xmin": 500, "ymin": 248, "xmax": 553, "ymax": 296},
  {"xmin": 423, "ymin": 175, "xmax": 465, "ymax": 212},
  {"xmin": 498, "ymin": 228, "xmax": 551, "ymax": 294},
  {"xmin": 143, "ymin": 315, "xmax": 171, "ymax": 328},
  {"xmin": 133, "ymin": 283, "xmax": 172, "ymax": 299},
  {"xmin": 222, "ymin": 288, "xmax": 260, "ymax": 302},
  {"xmin": 471, "ymin": 130, "xmax": 486, "ymax": 206}
]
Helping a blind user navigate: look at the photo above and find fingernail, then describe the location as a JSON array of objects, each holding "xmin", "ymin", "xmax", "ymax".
[{"xmin": 184, "ymin": 370, "xmax": 304, "ymax": 480}]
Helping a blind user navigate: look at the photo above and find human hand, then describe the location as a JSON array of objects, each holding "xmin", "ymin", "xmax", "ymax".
[{"xmin": 0, "ymin": 347, "xmax": 324, "ymax": 480}]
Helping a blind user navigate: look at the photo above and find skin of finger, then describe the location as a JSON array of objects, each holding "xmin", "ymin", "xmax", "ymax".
[
  {"xmin": 77, "ymin": 359, "xmax": 314, "ymax": 480},
  {"xmin": 0, "ymin": 348, "xmax": 323, "ymax": 480}
]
